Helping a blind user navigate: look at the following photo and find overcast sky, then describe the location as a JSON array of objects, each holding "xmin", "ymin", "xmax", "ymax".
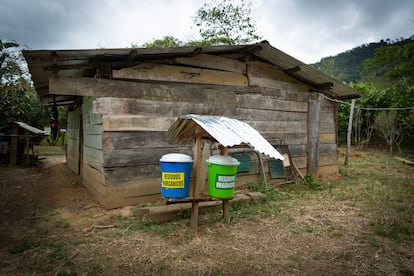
[{"xmin": 1, "ymin": 0, "xmax": 413, "ymax": 63}]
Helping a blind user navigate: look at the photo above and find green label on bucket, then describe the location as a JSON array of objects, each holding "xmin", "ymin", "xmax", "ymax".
[
  {"xmin": 215, "ymin": 174, "xmax": 236, "ymax": 189},
  {"xmin": 162, "ymin": 172, "xmax": 184, "ymax": 188}
]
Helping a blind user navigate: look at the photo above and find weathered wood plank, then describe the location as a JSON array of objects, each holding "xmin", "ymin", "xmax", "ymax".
[
  {"xmin": 175, "ymin": 54, "xmax": 246, "ymax": 74},
  {"xmin": 319, "ymin": 121, "xmax": 336, "ymax": 133},
  {"xmin": 243, "ymin": 86, "xmax": 310, "ymax": 101},
  {"xmin": 319, "ymin": 144, "xmax": 338, "ymax": 155},
  {"xmin": 307, "ymin": 93, "xmax": 322, "ymax": 177},
  {"xmin": 103, "ymin": 131, "xmax": 169, "ymax": 149},
  {"xmin": 82, "ymin": 163, "xmax": 106, "ymax": 197},
  {"xmin": 276, "ymin": 153, "xmax": 338, "ymax": 172},
  {"xmin": 93, "ymin": 97, "xmax": 236, "ymax": 116},
  {"xmin": 237, "ymin": 94, "xmax": 308, "ymax": 112},
  {"xmin": 292, "ymin": 156, "xmax": 307, "ymax": 169},
  {"xmin": 101, "ymin": 194, "xmax": 162, "ymax": 209},
  {"xmin": 49, "ymin": 76, "xmax": 238, "ymax": 105},
  {"xmin": 276, "ymin": 143, "xmax": 337, "ymax": 158},
  {"xmin": 84, "ymin": 134, "xmax": 102, "ymax": 150},
  {"xmin": 264, "ymin": 133, "xmax": 308, "ymax": 145},
  {"xmin": 320, "ymin": 111, "xmax": 336, "ymax": 123},
  {"xmin": 105, "ymin": 177, "xmax": 161, "ymax": 197},
  {"xmin": 319, "ymin": 133, "xmax": 336, "ymax": 144},
  {"xmin": 236, "ymin": 108, "xmax": 307, "ymax": 121},
  {"xmin": 247, "ymin": 60, "xmax": 302, "ymax": 84},
  {"xmin": 66, "ymin": 108, "xmax": 80, "ymax": 174},
  {"xmin": 102, "ymin": 115, "xmax": 177, "ymax": 131},
  {"xmin": 246, "ymin": 120, "xmax": 308, "ymax": 134},
  {"xmin": 319, "ymin": 153, "xmax": 338, "ymax": 166},
  {"xmin": 83, "ymin": 97, "xmax": 103, "ymax": 137},
  {"xmin": 104, "ymin": 147, "xmax": 193, "ymax": 167},
  {"xmin": 105, "ymin": 164, "xmax": 161, "ymax": 182},
  {"xmin": 83, "ymin": 146, "xmax": 104, "ymax": 172},
  {"xmin": 113, "ymin": 63, "xmax": 248, "ymax": 86},
  {"xmin": 84, "ymin": 98, "xmax": 103, "ymax": 125},
  {"xmin": 318, "ymin": 165, "xmax": 340, "ymax": 179},
  {"xmin": 283, "ymin": 144, "xmax": 307, "ymax": 157},
  {"xmin": 83, "ymin": 124, "xmax": 103, "ymax": 136},
  {"xmin": 248, "ymin": 76, "xmax": 309, "ymax": 92}
]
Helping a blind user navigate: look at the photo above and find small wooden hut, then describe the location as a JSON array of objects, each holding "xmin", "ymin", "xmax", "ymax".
[
  {"xmin": 0, "ymin": 122, "xmax": 44, "ymax": 166},
  {"xmin": 23, "ymin": 41, "xmax": 360, "ymax": 208}
]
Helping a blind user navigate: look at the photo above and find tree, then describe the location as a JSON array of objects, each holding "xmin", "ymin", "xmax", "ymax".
[
  {"xmin": 362, "ymin": 41, "xmax": 414, "ymax": 87},
  {"xmin": 0, "ymin": 39, "xmax": 49, "ymax": 129},
  {"xmin": 374, "ymin": 111, "xmax": 405, "ymax": 154},
  {"xmin": 137, "ymin": 36, "xmax": 183, "ymax": 48},
  {"xmin": 193, "ymin": 0, "xmax": 261, "ymax": 45}
]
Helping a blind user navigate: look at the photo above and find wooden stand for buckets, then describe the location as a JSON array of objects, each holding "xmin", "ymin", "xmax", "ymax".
[
  {"xmin": 190, "ymin": 143, "xmax": 230, "ymax": 230},
  {"xmin": 179, "ymin": 125, "xmax": 231, "ymax": 230}
]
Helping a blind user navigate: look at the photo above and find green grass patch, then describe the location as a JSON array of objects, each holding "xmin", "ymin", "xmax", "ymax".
[
  {"xmin": 373, "ymin": 223, "xmax": 413, "ymax": 242},
  {"xmin": 8, "ymin": 240, "xmax": 40, "ymax": 254}
]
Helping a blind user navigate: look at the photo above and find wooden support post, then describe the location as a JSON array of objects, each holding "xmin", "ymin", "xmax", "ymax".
[
  {"xmin": 307, "ymin": 93, "xmax": 322, "ymax": 178},
  {"xmin": 25, "ymin": 134, "xmax": 29, "ymax": 165},
  {"xmin": 222, "ymin": 199, "xmax": 230, "ymax": 223},
  {"xmin": 220, "ymin": 146, "xmax": 229, "ymax": 156},
  {"xmin": 190, "ymin": 202, "xmax": 199, "ymax": 230},
  {"xmin": 219, "ymin": 146, "xmax": 231, "ymax": 222},
  {"xmin": 345, "ymin": 99, "xmax": 356, "ymax": 166},
  {"xmin": 9, "ymin": 125, "xmax": 18, "ymax": 166},
  {"xmin": 190, "ymin": 125, "xmax": 203, "ymax": 230}
]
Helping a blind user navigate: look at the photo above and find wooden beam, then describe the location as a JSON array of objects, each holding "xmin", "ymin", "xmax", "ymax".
[
  {"xmin": 102, "ymin": 115, "xmax": 177, "ymax": 131},
  {"xmin": 395, "ymin": 157, "xmax": 414, "ymax": 166},
  {"xmin": 307, "ymin": 93, "xmax": 323, "ymax": 178},
  {"xmin": 127, "ymin": 49, "xmax": 138, "ymax": 61},
  {"xmin": 112, "ymin": 63, "xmax": 248, "ymax": 86},
  {"xmin": 284, "ymin": 66, "xmax": 301, "ymax": 74},
  {"xmin": 189, "ymin": 47, "xmax": 203, "ymax": 57},
  {"xmin": 93, "ymin": 97, "xmax": 237, "ymax": 117},
  {"xmin": 49, "ymin": 76, "xmax": 238, "ymax": 105},
  {"xmin": 314, "ymin": 82, "xmax": 334, "ymax": 90},
  {"xmin": 175, "ymin": 54, "xmax": 246, "ymax": 74}
]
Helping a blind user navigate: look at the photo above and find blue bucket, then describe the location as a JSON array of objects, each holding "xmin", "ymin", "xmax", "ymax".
[{"xmin": 160, "ymin": 153, "xmax": 193, "ymax": 198}]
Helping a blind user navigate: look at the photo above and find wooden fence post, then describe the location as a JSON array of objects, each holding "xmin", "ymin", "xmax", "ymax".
[{"xmin": 345, "ymin": 99, "xmax": 356, "ymax": 165}]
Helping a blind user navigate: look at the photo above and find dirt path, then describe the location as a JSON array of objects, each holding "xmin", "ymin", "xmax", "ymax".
[
  {"xmin": 0, "ymin": 149, "xmax": 413, "ymax": 275},
  {"xmin": 0, "ymin": 155, "xmax": 107, "ymax": 246}
]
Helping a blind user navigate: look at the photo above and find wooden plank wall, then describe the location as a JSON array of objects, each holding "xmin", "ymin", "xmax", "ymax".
[
  {"xmin": 94, "ymin": 93, "xmax": 236, "ymax": 207},
  {"xmin": 66, "ymin": 108, "xmax": 80, "ymax": 174},
  {"xmin": 243, "ymin": 60, "xmax": 338, "ymax": 181},
  {"xmin": 81, "ymin": 96, "xmax": 106, "ymax": 204},
  {"xmin": 80, "ymin": 54, "xmax": 339, "ymax": 207}
]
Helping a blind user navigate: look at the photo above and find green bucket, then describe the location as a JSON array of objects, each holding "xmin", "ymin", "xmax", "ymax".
[{"xmin": 207, "ymin": 155, "xmax": 240, "ymax": 199}]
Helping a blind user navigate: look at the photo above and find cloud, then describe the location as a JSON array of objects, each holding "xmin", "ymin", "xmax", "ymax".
[{"xmin": 1, "ymin": 0, "xmax": 413, "ymax": 62}]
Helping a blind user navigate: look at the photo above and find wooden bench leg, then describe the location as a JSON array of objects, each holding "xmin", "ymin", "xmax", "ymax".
[
  {"xmin": 223, "ymin": 199, "xmax": 230, "ymax": 223},
  {"xmin": 190, "ymin": 202, "xmax": 199, "ymax": 230}
]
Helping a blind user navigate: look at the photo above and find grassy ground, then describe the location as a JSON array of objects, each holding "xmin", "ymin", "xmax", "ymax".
[{"xmin": 1, "ymin": 147, "xmax": 413, "ymax": 275}]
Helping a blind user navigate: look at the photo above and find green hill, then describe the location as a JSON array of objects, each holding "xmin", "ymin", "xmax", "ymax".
[{"xmin": 312, "ymin": 36, "xmax": 414, "ymax": 83}]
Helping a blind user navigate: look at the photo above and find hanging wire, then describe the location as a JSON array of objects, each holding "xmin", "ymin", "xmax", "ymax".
[{"xmin": 321, "ymin": 94, "xmax": 414, "ymax": 111}]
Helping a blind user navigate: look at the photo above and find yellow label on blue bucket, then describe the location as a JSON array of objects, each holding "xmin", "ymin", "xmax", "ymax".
[
  {"xmin": 162, "ymin": 172, "xmax": 185, "ymax": 188},
  {"xmin": 215, "ymin": 174, "xmax": 236, "ymax": 189}
]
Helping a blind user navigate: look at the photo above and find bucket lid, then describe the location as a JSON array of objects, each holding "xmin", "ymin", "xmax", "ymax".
[
  {"xmin": 207, "ymin": 155, "xmax": 240, "ymax": 166},
  {"xmin": 160, "ymin": 153, "xmax": 193, "ymax": 163}
]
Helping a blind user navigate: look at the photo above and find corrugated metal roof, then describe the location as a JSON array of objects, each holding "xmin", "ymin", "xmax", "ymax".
[
  {"xmin": 255, "ymin": 42, "xmax": 361, "ymax": 99},
  {"xmin": 16, "ymin": 122, "xmax": 44, "ymax": 134},
  {"xmin": 167, "ymin": 114, "xmax": 285, "ymax": 160},
  {"xmin": 22, "ymin": 41, "xmax": 360, "ymax": 104}
]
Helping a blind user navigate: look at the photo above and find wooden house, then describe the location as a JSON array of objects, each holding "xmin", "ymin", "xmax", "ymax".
[{"xmin": 23, "ymin": 41, "xmax": 360, "ymax": 208}]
